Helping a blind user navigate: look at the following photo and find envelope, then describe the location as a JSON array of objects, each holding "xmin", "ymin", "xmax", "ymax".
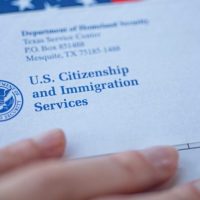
[{"xmin": 0, "ymin": 0, "xmax": 200, "ymax": 166}]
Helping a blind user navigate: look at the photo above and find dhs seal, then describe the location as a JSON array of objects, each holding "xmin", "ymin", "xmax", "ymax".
[{"xmin": 0, "ymin": 80, "xmax": 23, "ymax": 122}]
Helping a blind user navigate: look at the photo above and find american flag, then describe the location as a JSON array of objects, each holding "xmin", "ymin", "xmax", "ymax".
[{"xmin": 0, "ymin": 0, "xmax": 142, "ymax": 14}]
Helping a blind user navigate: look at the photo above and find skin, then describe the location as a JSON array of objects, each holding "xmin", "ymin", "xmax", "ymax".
[{"xmin": 0, "ymin": 129, "xmax": 199, "ymax": 200}]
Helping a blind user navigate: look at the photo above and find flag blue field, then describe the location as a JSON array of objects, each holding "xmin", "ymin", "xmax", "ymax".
[{"xmin": 0, "ymin": 0, "xmax": 142, "ymax": 14}]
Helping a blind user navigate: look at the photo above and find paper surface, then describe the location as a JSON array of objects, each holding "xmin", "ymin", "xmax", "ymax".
[
  {"xmin": 177, "ymin": 148, "xmax": 200, "ymax": 184},
  {"xmin": 0, "ymin": 0, "xmax": 200, "ymax": 181}
]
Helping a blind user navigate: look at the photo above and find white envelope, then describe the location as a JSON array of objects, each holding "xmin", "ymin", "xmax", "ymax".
[{"xmin": 0, "ymin": 0, "xmax": 200, "ymax": 182}]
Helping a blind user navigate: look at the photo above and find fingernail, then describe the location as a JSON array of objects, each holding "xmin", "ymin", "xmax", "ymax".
[
  {"xmin": 36, "ymin": 129, "xmax": 66, "ymax": 157},
  {"xmin": 192, "ymin": 180, "xmax": 200, "ymax": 192},
  {"xmin": 142, "ymin": 146, "xmax": 179, "ymax": 173}
]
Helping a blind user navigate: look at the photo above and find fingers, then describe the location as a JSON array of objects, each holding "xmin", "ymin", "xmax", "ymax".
[
  {"xmin": 0, "ymin": 129, "xmax": 66, "ymax": 174},
  {"xmin": 94, "ymin": 182, "xmax": 200, "ymax": 200},
  {"xmin": 145, "ymin": 183, "xmax": 200, "ymax": 200},
  {"xmin": 0, "ymin": 146, "xmax": 178, "ymax": 200}
]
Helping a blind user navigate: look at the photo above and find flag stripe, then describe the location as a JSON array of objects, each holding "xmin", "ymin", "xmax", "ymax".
[{"xmin": 0, "ymin": 0, "xmax": 144, "ymax": 14}]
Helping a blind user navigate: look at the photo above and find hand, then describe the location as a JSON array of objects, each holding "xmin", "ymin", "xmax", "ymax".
[{"xmin": 0, "ymin": 130, "xmax": 199, "ymax": 200}]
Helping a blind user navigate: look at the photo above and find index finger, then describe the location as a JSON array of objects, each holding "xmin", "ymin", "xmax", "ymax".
[{"xmin": 0, "ymin": 146, "xmax": 178, "ymax": 200}]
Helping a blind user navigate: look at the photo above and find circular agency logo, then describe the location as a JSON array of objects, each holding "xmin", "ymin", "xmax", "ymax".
[{"xmin": 0, "ymin": 80, "xmax": 24, "ymax": 122}]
